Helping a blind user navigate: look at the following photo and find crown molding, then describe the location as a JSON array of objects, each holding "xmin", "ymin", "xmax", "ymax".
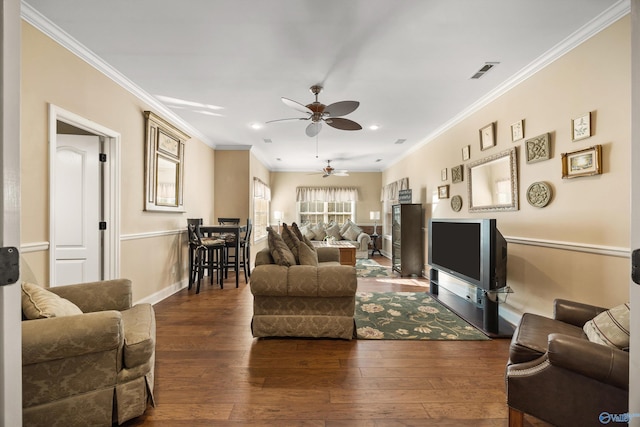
[{"xmin": 20, "ymin": 1, "xmax": 215, "ymax": 148}]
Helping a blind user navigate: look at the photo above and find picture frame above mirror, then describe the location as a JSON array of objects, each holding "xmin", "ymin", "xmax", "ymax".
[
  {"xmin": 480, "ymin": 122, "xmax": 496, "ymax": 151},
  {"xmin": 144, "ymin": 111, "xmax": 190, "ymax": 212},
  {"xmin": 467, "ymin": 147, "xmax": 519, "ymax": 212}
]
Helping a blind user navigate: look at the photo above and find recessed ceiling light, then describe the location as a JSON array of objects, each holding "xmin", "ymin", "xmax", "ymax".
[
  {"xmin": 369, "ymin": 125, "xmax": 380, "ymax": 131},
  {"xmin": 251, "ymin": 123, "xmax": 263, "ymax": 130}
]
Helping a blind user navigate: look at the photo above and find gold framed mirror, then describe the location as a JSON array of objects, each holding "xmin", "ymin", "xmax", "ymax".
[
  {"xmin": 144, "ymin": 111, "xmax": 189, "ymax": 212},
  {"xmin": 467, "ymin": 147, "xmax": 519, "ymax": 212}
]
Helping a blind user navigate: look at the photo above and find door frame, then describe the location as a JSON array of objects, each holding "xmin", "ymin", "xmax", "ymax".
[
  {"xmin": 48, "ymin": 104, "xmax": 121, "ymax": 284},
  {"xmin": 630, "ymin": 1, "xmax": 639, "ymax": 423}
]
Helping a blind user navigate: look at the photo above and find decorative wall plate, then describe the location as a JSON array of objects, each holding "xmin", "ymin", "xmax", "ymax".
[
  {"xmin": 451, "ymin": 195, "xmax": 463, "ymax": 212},
  {"xmin": 526, "ymin": 181, "xmax": 552, "ymax": 208}
]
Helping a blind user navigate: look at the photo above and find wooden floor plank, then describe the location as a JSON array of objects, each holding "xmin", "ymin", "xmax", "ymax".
[{"xmin": 123, "ymin": 256, "xmax": 552, "ymax": 426}]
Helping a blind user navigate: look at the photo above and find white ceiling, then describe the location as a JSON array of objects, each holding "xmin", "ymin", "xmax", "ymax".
[{"xmin": 23, "ymin": 0, "xmax": 626, "ymax": 174}]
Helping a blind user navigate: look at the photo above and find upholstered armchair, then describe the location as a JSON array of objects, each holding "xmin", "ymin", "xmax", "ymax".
[
  {"xmin": 505, "ymin": 299, "xmax": 629, "ymax": 427},
  {"xmin": 21, "ymin": 278, "xmax": 156, "ymax": 426}
]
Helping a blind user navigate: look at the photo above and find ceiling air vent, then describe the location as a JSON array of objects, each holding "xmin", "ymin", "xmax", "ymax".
[
  {"xmin": 471, "ymin": 62, "xmax": 500, "ymax": 79},
  {"xmin": 394, "ymin": 139, "xmax": 407, "ymax": 145},
  {"xmin": 263, "ymin": 138, "xmax": 272, "ymax": 144}
]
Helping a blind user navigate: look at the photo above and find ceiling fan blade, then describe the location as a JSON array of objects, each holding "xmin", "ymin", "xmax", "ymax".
[
  {"xmin": 325, "ymin": 117, "xmax": 362, "ymax": 131},
  {"xmin": 265, "ymin": 117, "xmax": 308, "ymax": 124},
  {"xmin": 306, "ymin": 122, "xmax": 322, "ymax": 137},
  {"xmin": 333, "ymin": 171, "xmax": 349, "ymax": 176},
  {"xmin": 324, "ymin": 101, "xmax": 359, "ymax": 117},
  {"xmin": 282, "ymin": 97, "xmax": 313, "ymax": 115}
]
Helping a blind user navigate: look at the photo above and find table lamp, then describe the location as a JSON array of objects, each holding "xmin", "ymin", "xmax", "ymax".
[
  {"xmin": 370, "ymin": 211, "xmax": 380, "ymax": 235},
  {"xmin": 273, "ymin": 211, "xmax": 282, "ymax": 233}
]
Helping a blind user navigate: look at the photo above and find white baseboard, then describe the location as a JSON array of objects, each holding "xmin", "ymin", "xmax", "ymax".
[
  {"xmin": 134, "ymin": 279, "xmax": 188, "ymax": 306},
  {"xmin": 498, "ymin": 303, "xmax": 522, "ymax": 328}
]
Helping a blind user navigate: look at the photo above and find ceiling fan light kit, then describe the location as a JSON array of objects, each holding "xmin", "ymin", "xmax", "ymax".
[{"xmin": 268, "ymin": 85, "xmax": 362, "ymax": 136}]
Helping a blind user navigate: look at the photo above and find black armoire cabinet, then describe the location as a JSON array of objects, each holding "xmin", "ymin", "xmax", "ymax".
[{"xmin": 391, "ymin": 203, "xmax": 423, "ymax": 276}]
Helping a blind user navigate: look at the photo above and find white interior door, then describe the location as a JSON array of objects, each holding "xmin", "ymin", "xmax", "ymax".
[{"xmin": 54, "ymin": 134, "xmax": 101, "ymax": 285}]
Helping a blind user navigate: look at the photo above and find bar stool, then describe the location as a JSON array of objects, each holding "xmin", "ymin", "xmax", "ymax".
[{"xmin": 187, "ymin": 222, "xmax": 225, "ymax": 294}]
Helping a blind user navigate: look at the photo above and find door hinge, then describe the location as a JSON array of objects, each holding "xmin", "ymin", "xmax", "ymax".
[
  {"xmin": 99, "ymin": 153, "xmax": 107, "ymax": 162},
  {"xmin": 632, "ymin": 249, "xmax": 640, "ymax": 285},
  {"xmin": 99, "ymin": 221, "xmax": 107, "ymax": 230}
]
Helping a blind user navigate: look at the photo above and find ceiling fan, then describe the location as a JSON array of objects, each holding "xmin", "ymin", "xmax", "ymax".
[
  {"xmin": 267, "ymin": 85, "xmax": 362, "ymax": 137},
  {"xmin": 316, "ymin": 160, "xmax": 349, "ymax": 178}
]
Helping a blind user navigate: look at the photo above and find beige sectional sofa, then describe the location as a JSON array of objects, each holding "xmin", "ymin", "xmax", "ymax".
[
  {"xmin": 21, "ymin": 279, "xmax": 155, "ymax": 426},
  {"xmin": 299, "ymin": 220, "xmax": 371, "ymax": 259},
  {"xmin": 250, "ymin": 245, "xmax": 358, "ymax": 339}
]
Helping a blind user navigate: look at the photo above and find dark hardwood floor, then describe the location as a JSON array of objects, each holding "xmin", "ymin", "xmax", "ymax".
[{"xmin": 123, "ymin": 256, "xmax": 550, "ymax": 426}]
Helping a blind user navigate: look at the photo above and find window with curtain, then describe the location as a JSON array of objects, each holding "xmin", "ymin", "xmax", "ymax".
[
  {"xmin": 253, "ymin": 178, "xmax": 270, "ymax": 242},
  {"xmin": 296, "ymin": 187, "xmax": 358, "ymax": 225},
  {"xmin": 298, "ymin": 201, "xmax": 354, "ymax": 224}
]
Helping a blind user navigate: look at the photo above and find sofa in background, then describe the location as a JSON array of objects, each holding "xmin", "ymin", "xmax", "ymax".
[
  {"xmin": 299, "ymin": 220, "xmax": 371, "ymax": 259},
  {"xmin": 506, "ymin": 299, "xmax": 629, "ymax": 427},
  {"xmin": 250, "ymin": 243, "xmax": 358, "ymax": 339},
  {"xmin": 21, "ymin": 278, "xmax": 155, "ymax": 426}
]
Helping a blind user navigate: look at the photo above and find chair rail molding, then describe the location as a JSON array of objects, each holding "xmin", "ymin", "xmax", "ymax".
[{"xmin": 505, "ymin": 235, "xmax": 629, "ymax": 258}]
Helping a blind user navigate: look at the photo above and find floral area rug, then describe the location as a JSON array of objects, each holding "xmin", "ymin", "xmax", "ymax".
[
  {"xmin": 356, "ymin": 258, "xmax": 394, "ymax": 278},
  {"xmin": 355, "ymin": 292, "xmax": 490, "ymax": 340}
]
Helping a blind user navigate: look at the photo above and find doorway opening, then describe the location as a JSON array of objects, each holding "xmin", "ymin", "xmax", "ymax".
[{"xmin": 48, "ymin": 104, "xmax": 121, "ymax": 286}]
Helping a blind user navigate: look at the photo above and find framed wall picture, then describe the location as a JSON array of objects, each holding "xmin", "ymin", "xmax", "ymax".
[
  {"xmin": 451, "ymin": 165, "xmax": 464, "ymax": 183},
  {"xmin": 441, "ymin": 168, "xmax": 447, "ymax": 181},
  {"xmin": 144, "ymin": 111, "xmax": 190, "ymax": 212},
  {"xmin": 480, "ymin": 122, "xmax": 496, "ymax": 151},
  {"xmin": 511, "ymin": 119, "xmax": 524, "ymax": 142},
  {"xmin": 462, "ymin": 145, "xmax": 470, "ymax": 161},
  {"xmin": 561, "ymin": 145, "xmax": 602, "ymax": 179},
  {"xmin": 438, "ymin": 184, "xmax": 450, "ymax": 199},
  {"xmin": 571, "ymin": 112, "xmax": 592, "ymax": 141},
  {"xmin": 525, "ymin": 133, "xmax": 551, "ymax": 164}
]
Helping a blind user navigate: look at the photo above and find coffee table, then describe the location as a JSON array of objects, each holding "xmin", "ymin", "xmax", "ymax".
[{"xmin": 311, "ymin": 240, "xmax": 357, "ymax": 266}]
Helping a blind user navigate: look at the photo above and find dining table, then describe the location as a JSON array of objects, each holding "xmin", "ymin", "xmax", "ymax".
[{"xmin": 200, "ymin": 224, "xmax": 247, "ymax": 288}]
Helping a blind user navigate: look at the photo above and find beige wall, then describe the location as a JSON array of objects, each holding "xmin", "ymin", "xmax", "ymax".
[
  {"xmin": 213, "ymin": 150, "xmax": 251, "ymax": 223},
  {"xmin": 382, "ymin": 16, "xmax": 631, "ymax": 317},
  {"xmin": 21, "ymin": 22, "xmax": 217, "ymax": 301}
]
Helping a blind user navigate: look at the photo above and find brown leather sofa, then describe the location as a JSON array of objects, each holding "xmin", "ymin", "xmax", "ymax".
[
  {"xmin": 505, "ymin": 299, "xmax": 629, "ymax": 427},
  {"xmin": 250, "ymin": 246, "xmax": 358, "ymax": 339}
]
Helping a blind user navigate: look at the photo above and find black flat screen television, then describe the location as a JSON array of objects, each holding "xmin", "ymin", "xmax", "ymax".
[{"xmin": 428, "ymin": 218, "xmax": 507, "ymax": 291}]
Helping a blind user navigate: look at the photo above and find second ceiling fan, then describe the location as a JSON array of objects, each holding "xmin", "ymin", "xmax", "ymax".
[{"xmin": 267, "ymin": 85, "xmax": 362, "ymax": 137}]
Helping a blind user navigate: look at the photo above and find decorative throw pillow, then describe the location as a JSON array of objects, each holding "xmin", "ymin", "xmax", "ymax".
[
  {"xmin": 21, "ymin": 282, "xmax": 83, "ymax": 319},
  {"xmin": 290, "ymin": 222, "xmax": 304, "ymax": 241},
  {"xmin": 325, "ymin": 222, "xmax": 342, "ymax": 241},
  {"xmin": 583, "ymin": 302, "xmax": 630, "ymax": 351},
  {"xmin": 267, "ymin": 227, "xmax": 296, "ymax": 267},
  {"xmin": 281, "ymin": 223, "xmax": 301, "ymax": 263},
  {"xmin": 311, "ymin": 223, "xmax": 327, "ymax": 241},
  {"xmin": 299, "ymin": 224, "xmax": 315, "ymax": 240},
  {"xmin": 297, "ymin": 240, "xmax": 318, "ymax": 266},
  {"xmin": 341, "ymin": 224, "xmax": 360, "ymax": 241},
  {"xmin": 349, "ymin": 222, "xmax": 363, "ymax": 235},
  {"xmin": 302, "ymin": 234, "xmax": 317, "ymax": 253},
  {"xmin": 339, "ymin": 219, "xmax": 352, "ymax": 235}
]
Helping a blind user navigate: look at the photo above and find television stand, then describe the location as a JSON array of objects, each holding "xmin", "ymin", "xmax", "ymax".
[{"xmin": 429, "ymin": 270, "xmax": 514, "ymax": 338}]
